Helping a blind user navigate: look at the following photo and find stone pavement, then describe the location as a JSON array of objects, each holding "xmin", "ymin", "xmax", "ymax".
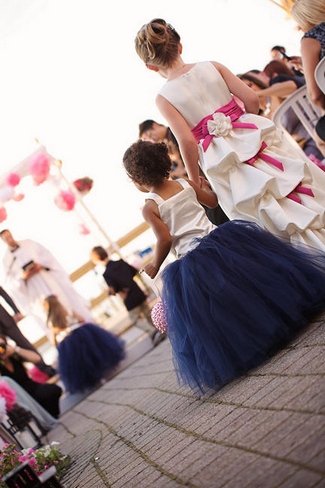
[{"xmin": 44, "ymin": 313, "xmax": 325, "ymax": 488}]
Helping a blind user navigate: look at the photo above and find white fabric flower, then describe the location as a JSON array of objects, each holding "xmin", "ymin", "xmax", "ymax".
[{"xmin": 207, "ymin": 113, "xmax": 233, "ymax": 137}]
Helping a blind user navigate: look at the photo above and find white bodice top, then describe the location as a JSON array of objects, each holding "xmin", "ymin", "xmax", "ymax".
[
  {"xmin": 145, "ymin": 178, "xmax": 215, "ymax": 258},
  {"xmin": 158, "ymin": 61, "xmax": 325, "ymax": 251}
]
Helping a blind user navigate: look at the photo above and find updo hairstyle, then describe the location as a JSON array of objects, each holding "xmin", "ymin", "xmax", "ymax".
[{"xmin": 135, "ymin": 18, "xmax": 181, "ymax": 69}]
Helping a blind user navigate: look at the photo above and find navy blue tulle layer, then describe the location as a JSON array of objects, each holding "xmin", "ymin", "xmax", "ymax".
[
  {"xmin": 161, "ymin": 220, "xmax": 325, "ymax": 395},
  {"xmin": 58, "ymin": 323, "xmax": 125, "ymax": 393}
]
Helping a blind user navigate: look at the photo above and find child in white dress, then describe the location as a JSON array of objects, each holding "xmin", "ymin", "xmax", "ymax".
[
  {"xmin": 44, "ymin": 295, "xmax": 125, "ymax": 393},
  {"xmin": 123, "ymin": 140, "xmax": 325, "ymax": 395},
  {"xmin": 134, "ymin": 18, "xmax": 325, "ymax": 251}
]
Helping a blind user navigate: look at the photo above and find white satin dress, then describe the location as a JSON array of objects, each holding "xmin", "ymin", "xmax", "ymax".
[{"xmin": 159, "ymin": 61, "xmax": 325, "ymax": 251}]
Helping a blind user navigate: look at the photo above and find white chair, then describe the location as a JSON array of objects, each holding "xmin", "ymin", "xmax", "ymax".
[
  {"xmin": 272, "ymin": 85, "xmax": 322, "ymax": 141},
  {"xmin": 314, "ymin": 57, "xmax": 325, "ymax": 94}
]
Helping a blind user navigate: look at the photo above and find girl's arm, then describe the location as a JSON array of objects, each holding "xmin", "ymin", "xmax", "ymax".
[
  {"xmin": 301, "ymin": 38, "xmax": 325, "ymax": 110},
  {"xmin": 187, "ymin": 178, "xmax": 218, "ymax": 208},
  {"xmin": 50, "ymin": 326, "xmax": 58, "ymax": 347},
  {"xmin": 72, "ymin": 311, "xmax": 85, "ymax": 323},
  {"xmin": 142, "ymin": 200, "xmax": 173, "ymax": 279},
  {"xmin": 156, "ymin": 94, "xmax": 201, "ymax": 185},
  {"xmin": 215, "ymin": 62, "xmax": 260, "ymax": 114}
]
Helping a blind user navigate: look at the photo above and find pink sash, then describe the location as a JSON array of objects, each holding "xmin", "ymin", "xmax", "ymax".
[
  {"xmin": 286, "ymin": 184, "xmax": 315, "ymax": 204},
  {"xmin": 191, "ymin": 99, "xmax": 314, "ymax": 204},
  {"xmin": 191, "ymin": 98, "xmax": 258, "ymax": 151},
  {"xmin": 246, "ymin": 141, "xmax": 284, "ymax": 171}
]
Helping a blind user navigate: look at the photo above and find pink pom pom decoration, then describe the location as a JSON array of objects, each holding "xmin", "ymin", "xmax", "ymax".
[
  {"xmin": 151, "ymin": 299, "xmax": 168, "ymax": 333},
  {"xmin": 0, "ymin": 207, "xmax": 7, "ymax": 223},
  {"xmin": 54, "ymin": 189, "xmax": 76, "ymax": 211},
  {"xmin": 0, "ymin": 381, "xmax": 17, "ymax": 411},
  {"xmin": 79, "ymin": 223, "xmax": 90, "ymax": 235},
  {"xmin": 6, "ymin": 172, "xmax": 21, "ymax": 186},
  {"xmin": 28, "ymin": 152, "xmax": 51, "ymax": 185},
  {"xmin": 13, "ymin": 193, "xmax": 25, "ymax": 202}
]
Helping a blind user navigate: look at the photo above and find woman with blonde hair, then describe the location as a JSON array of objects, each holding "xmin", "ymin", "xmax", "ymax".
[{"xmin": 291, "ymin": 0, "xmax": 325, "ymax": 156}]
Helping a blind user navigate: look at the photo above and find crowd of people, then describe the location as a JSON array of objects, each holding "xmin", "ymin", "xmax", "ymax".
[
  {"xmin": 0, "ymin": 0, "xmax": 324, "ymax": 436},
  {"xmin": 0, "ymin": 228, "xmax": 162, "ymax": 429}
]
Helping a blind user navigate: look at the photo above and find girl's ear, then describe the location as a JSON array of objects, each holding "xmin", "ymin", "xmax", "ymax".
[{"xmin": 146, "ymin": 63, "xmax": 159, "ymax": 72}]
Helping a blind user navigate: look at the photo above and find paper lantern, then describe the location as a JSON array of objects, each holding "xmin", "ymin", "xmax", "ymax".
[
  {"xmin": 6, "ymin": 172, "xmax": 21, "ymax": 186},
  {"xmin": 54, "ymin": 189, "xmax": 76, "ymax": 211},
  {"xmin": 79, "ymin": 223, "xmax": 90, "ymax": 235},
  {"xmin": 0, "ymin": 207, "xmax": 7, "ymax": 223},
  {"xmin": 28, "ymin": 152, "xmax": 51, "ymax": 185}
]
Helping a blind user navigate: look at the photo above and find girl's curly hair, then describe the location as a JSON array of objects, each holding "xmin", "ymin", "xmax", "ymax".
[{"xmin": 123, "ymin": 140, "xmax": 171, "ymax": 186}]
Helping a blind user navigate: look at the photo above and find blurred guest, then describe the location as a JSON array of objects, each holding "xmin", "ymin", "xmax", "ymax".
[
  {"xmin": 237, "ymin": 73, "xmax": 271, "ymax": 117},
  {"xmin": 0, "ymin": 229, "xmax": 92, "ymax": 326},
  {"xmin": 253, "ymin": 60, "xmax": 324, "ymax": 162},
  {"xmin": 0, "ymin": 334, "xmax": 62, "ymax": 418},
  {"xmin": 90, "ymin": 246, "xmax": 166, "ymax": 347},
  {"xmin": 0, "ymin": 286, "xmax": 56, "ymax": 377},
  {"xmin": 291, "ymin": 0, "xmax": 325, "ymax": 156},
  {"xmin": 270, "ymin": 44, "xmax": 303, "ymax": 76},
  {"xmin": 0, "ymin": 376, "xmax": 58, "ymax": 433},
  {"xmin": 44, "ymin": 295, "xmax": 126, "ymax": 394}
]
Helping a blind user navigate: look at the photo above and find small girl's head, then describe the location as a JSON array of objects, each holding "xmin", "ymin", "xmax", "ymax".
[
  {"xmin": 123, "ymin": 140, "xmax": 172, "ymax": 188},
  {"xmin": 135, "ymin": 18, "xmax": 181, "ymax": 69}
]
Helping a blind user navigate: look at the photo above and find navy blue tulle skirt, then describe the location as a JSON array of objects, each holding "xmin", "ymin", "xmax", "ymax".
[
  {"xmin": 57, "ymin": 323, "xmax": 125, "ymax": 393},
  {"xmin": 161, "ymin": 220, "xmax": 325, "ymax": 395}
]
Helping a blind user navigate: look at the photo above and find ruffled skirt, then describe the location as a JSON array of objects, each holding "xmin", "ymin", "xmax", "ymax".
[
  {"xmin": 159, "ymin": 220, "xmax": 325, "ymax": 394},
  {"xmin": 58, "ymin": 323, "xmax": 125, "ymax": 393}
]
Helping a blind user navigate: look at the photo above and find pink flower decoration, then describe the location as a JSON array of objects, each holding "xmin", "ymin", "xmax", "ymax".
[
  {"xmin": 28, "ymin": 152, "xmax": 51, "ymax": 185},
  {"xmin": 0, "ymin": 207, "xmax": 7, "ymax": 223},
  {"xmin": 6, "ymin": 173, "xmax": 21, "ymax": 187},
  {"xmin": 13, "ymin": 193, "xmax": 25, "ymax": 202},
  {"xmin": 79, "ymin": 223, "xmax": 90, "ymax": 235},
  {"xmin": 151, "ymin": 299, "xmax": 168, "ymax": 333},
  {"xmin": 0, "ymin": 381, "xmax": 17, "ymax": 411},
  {"xmin": 73, "ymin": 177, "xmax": 93, "ymax": 196},
  {"xmin": 54, "ymin": 189, "xmax": 76, "ymax": 211}
]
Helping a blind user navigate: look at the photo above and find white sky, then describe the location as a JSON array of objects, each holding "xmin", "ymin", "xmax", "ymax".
[{"xmin": 0, "ymin": 0, "xmax": 302, "ymax": 274}]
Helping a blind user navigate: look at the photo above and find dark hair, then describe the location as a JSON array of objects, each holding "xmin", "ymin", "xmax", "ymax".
[
  {"xmin": 264, "ymin": 60, "xmax": 295, "ymax": 78},
  {"xmin": 237, "ymin": 73, "xmax": 268, "ymax": 90},
  {"xmin": 271, "ymin": 45, "xmax": 286, "ymax": 53},
  {"xmin": 123, "ymin": 140, "xmax": 171, "ymax": 186},
  {"xmin": 139, "ymin": 120, "xmax": 155, "ymax": 138},
  {"xmin": 91, "ymin": 246, "xmax": 109, "ymax": 261},
  {"xmin": 44, "ymin": 295, "xmax": 68, "ymax": 330}
]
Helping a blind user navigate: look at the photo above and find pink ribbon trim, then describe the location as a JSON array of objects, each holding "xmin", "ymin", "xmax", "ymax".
[
  {"xmin": 286, "ymin": 183, "xmax": 315, "ymax": 204},
  {"xmin": 245, "ymin": 141, "xmax": 284, "ymax": 171},
  {"xmin": 191, "ymin": 98, "xmax": 258, "ymax": 152}
]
